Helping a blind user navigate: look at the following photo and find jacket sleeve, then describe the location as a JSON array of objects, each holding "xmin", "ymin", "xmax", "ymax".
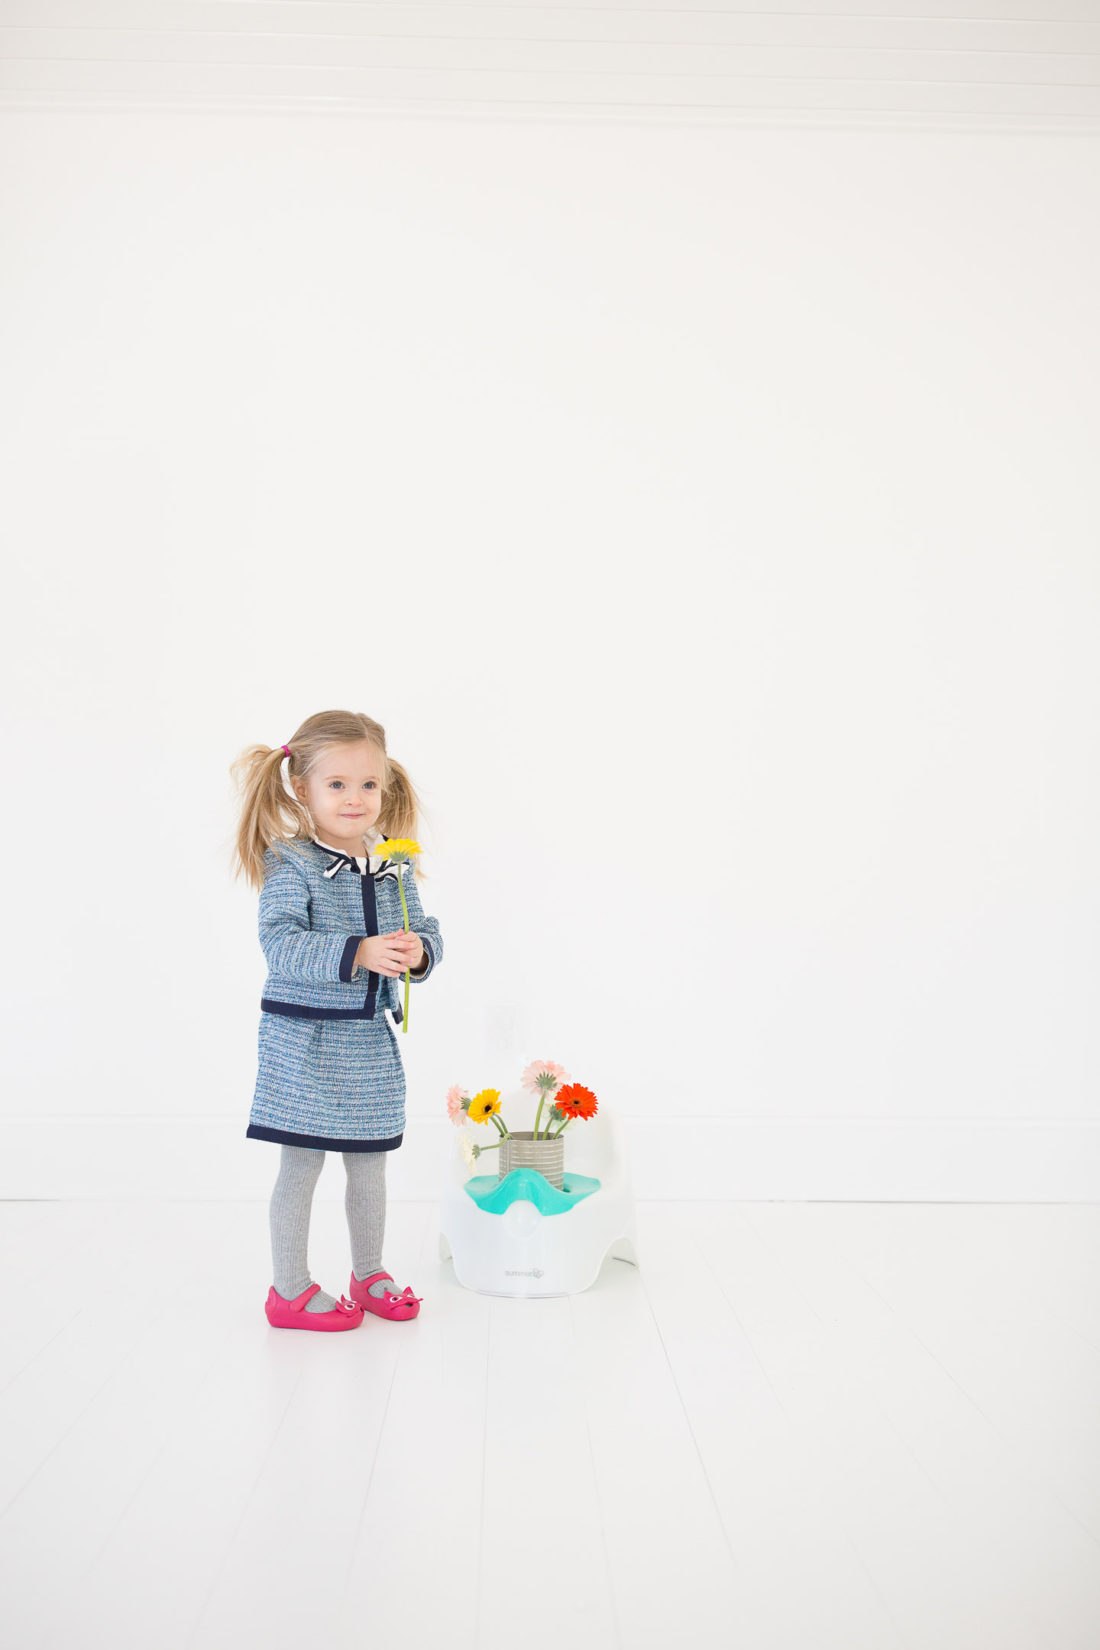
[
  {"xmin": 399, "ymin": 864, "xmax": 443, "ymax": 984},
  {"xmin": 258, "ymin": 852, "xmax": 365, "ymax": 984}
]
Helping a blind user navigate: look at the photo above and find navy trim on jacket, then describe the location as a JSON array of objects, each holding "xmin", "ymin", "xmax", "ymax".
[
  {"xmin": 361, "ymin": 867, "xmax": 380, "ymax": 1017},
  {"xmin": 260, "ymin": 998, "xmax": 403, "ymax": 1022},
  {"xmin": 338, "ymin": 935, "xmax": 362, "ymax": 983}
]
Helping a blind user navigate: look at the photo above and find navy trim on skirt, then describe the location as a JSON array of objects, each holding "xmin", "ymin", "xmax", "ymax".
[{"xmin": 246, "ymin": 1123, "xmax": 403, "ymax": 1152}]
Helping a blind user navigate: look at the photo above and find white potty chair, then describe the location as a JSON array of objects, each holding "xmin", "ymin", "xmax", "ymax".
[{"xmin": 439, "ymin": 1103, "xmax": 641, "ymax": 1297}]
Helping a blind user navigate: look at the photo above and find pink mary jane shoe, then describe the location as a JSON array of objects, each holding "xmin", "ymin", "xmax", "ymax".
[
  {"xmin": 348, "ymin": 1270, "xmax": 423, "ymax": 1320},
  {"xmin": 265, "ymin": 1282, "xmax": 364, "ymax": 1332}
]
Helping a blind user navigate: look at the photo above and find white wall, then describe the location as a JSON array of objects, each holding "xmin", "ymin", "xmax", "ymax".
[{"xmin": 2, "ymin": 111, "xmax": 1097, "ymax": 1201}]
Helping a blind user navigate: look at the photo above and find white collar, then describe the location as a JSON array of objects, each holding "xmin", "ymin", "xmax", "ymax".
[
  {"xmin": 310, "ymin": 828, "xmax": 401, "ymax": 881},
  {"xmin": 313, "ymin": 824, "xmax": 382, "ymax": 857}
]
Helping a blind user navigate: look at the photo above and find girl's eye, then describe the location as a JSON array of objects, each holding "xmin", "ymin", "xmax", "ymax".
[{"xmin": 329, "ymin": 781, "xmax": 375, "ymax": 790}]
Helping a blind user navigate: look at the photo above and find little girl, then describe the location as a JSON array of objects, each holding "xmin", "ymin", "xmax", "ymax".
[{"xmin": 229, "ymin": 708, "xmax": 444, "ymax": 1333}]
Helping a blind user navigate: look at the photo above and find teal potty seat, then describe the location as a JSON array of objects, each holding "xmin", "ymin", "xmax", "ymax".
[{"xmin": 463, "ymin": 1166, "xmax": 601, "ymax": 1216}]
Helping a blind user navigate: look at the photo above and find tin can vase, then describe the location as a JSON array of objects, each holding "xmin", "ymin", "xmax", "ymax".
[{"xmin": 498, "ymin": 1130, "xmax": 565, "ymax": 1191}]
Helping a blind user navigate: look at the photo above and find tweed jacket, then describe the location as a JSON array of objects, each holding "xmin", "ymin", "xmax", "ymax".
[{"xmin": 257, "ymin": 834, "xmax": 443, "ymax": 1021}]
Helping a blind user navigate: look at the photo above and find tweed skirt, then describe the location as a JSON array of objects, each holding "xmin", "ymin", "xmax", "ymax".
[{"xmin": 246, "ymin": 1008, "xmax": 406, "ymax": 1152}]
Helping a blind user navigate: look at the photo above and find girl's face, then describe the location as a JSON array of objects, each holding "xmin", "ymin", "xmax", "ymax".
[{"xmin": 292, "ymin": 740, "xmax": 386, "ymax": 852}]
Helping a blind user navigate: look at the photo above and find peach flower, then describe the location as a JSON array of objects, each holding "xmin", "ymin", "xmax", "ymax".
[{"xmin": 446, "ymin": 1084, "xmax": 469, "ymax": 1127}]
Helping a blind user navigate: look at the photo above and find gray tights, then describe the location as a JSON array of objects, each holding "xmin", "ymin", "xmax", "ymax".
[{"xmin": 269, "ymin": 1143, "xmax": 392, "ymax": 1312}]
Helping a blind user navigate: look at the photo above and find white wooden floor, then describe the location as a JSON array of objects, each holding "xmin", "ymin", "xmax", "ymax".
[{"xmin": 1, "ymin": 1198, "xmax": 1098, "ymax": 1650}]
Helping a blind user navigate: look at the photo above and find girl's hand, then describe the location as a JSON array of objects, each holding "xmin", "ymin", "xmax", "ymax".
[
  {"xmin": 393, "ymin": 929, "xmax": 426, "ymax": 971},
  {"xmin": 357, "ymin": 930, "xmax": 424, "ymax": 976}
]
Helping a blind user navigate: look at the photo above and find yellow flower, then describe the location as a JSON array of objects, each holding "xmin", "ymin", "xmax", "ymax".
[
  {"xmin": 467, "ymin": 1088, "xmax": 502, "ymax": 1125},
  {"xmin": 372, "ymin": 837, "xmax": 423, "ymax": 864}
]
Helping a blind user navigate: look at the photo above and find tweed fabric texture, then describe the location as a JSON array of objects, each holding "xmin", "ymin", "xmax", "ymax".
[
  {"xmin": 254, "ymin": 837, "xmax": 442, "ymax": 1019},
  {"xmin": 246, "ymin": 836, "xmax": 444, "ymax": 1151},
  {"xmin": 249, "ymin": 1010, "xmax": 408, "ymax": 1149}
]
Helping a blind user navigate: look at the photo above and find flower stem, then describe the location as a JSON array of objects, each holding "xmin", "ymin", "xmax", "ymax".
[{"xmin": 397, "ymin": 874, "xmax": 411, "ymax": 1033}]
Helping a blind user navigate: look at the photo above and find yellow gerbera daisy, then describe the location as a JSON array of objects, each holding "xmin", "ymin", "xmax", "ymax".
[
  {"xmin": 372, "ymin": 837, "xmax": 423, "ymax": 863},
  {"xmin": 467, "ymin": 1088, "xmax": 502, "ymax": 1125}
]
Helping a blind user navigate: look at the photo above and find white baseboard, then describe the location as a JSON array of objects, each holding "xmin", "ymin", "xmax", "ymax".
[{"xmin": 1, "ymin": 1116, "xmax": 1098, "ymax": 1202}]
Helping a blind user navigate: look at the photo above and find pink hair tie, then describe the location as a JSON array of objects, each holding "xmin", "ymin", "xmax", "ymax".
[{"xmin": 281, "ymin": 744, "xmax": 290, "ymax": 757}]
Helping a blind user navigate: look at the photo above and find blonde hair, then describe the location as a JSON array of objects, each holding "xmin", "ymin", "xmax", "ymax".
[{"xmin": 228, "ymin": 708, "xmax": 430, "ymax": 894}]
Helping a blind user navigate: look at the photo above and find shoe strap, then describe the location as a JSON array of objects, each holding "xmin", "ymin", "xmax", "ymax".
[{"xmin": 294, "ymin": 1283, "xmax": 321, "ymax": 1312}]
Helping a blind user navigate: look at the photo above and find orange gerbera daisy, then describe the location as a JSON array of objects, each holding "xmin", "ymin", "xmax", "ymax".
[{"xmin": 552, "ymin": 1083, "xmax": 598, "ymax": 1122}]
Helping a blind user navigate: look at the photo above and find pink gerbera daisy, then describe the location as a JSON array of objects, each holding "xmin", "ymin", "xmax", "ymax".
[
  {"xmin": 520, "ymin": 1058, "xmax": 571, "ymax": 1098},
  {"xmin": 521, "ymin": 1059, "xmax": 572, "ymax": 1139},
  {"xmin": 445, "ymin": 1084, "xmax": 470, "ymax": 1126}
]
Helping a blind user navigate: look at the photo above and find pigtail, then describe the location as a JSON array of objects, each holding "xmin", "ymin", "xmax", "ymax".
[
  {"xmin": 378, "ymin": 754, "xmax": 433, "ymax": 884},
  {"xmin": 228, "ymin": 743, "xmax": 311, "ymax": 893}
]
